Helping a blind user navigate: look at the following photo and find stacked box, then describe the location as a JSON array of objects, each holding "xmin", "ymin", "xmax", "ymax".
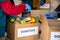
[
  {"xmin": 7, "ymin": 23, "xmax": 40, "ymax": 40},
  {"xmin": 40, "ymin": 15, "xmax": 60, "ymax": 40}
]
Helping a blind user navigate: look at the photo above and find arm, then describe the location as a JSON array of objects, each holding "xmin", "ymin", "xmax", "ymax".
[{"xmin": 1, "ymin": 1, "xmax": 26, "ymax": 16}]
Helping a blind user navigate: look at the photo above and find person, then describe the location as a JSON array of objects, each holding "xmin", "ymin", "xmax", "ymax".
[
  {"xmin": 1, "ymin": 0, "xmax": 26, "ymax": 16},
  {"xmin": 0, "ymin": 0, "xmax": 26, "ymax": 39},
  {"xmin": 55, "ymin": 4, "xmax": 60, "ymax": 18},
  {"xmin": 22, "ymin": 0, "xmax": 33, "ymax": 9}
]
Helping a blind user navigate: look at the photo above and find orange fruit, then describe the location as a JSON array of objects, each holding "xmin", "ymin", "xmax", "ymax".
[{"xmin": 16, "ymin": 17, "xmax": 20, "ymax": 22}]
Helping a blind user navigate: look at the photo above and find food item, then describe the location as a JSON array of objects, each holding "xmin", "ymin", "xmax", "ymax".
[
  {"xmin": 36, "ymin": 17, "xmax": 39, "ymax": 23},
  {"xmin": 20, "ymin": 20, "xmax": 26, "ymax": 24},
  {"xmin": 29, "ymin": 17, "xmax": 36, "ymax": 23},
  {"xmin": 9, "ymin": 16, "xmax": 39, "ymax": 24},
  {"xmin": 9, "ymin": 17, "xmax": 15, "ymax": 23},
  {"xmin": 24, "ymin": 17, "xmax": 31, "ymax": 22},
  {"xmin": 16, "ymin": 17, "xmax": 21, "ymax": 22}
]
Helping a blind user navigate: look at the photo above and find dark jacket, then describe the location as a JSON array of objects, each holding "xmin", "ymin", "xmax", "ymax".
[{"xmin": 0, "ymin": 0, "xmax": 6, "ymax": 27}]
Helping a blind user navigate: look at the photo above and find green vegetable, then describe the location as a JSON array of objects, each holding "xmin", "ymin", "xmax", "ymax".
[{"xmin": 9, "ymin": 17, "xmax": 15, "ymax": 23}]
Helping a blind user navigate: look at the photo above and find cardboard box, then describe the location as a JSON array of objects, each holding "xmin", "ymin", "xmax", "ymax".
[
  {"xmin": 33, "ymin": 0, "xmax": 40, "ymax": 9},
  {"xmin": 33, "ymin": 0, "xmax": 51, "ymax": 10},
  {"xmin": 40, "ymin": 1, "xmax": 51, "ymax": 10},
  {"xmin": 40, "ymin": 15, "xmax": 60, "ymax": 40},
  {"xmin": 7, "ymin": 23, "xmax": 40, "ymax": 40},
  {"xmin": 31, "ymin": 10, "xmax": 50, "ymax": 18},
  {"xmin": 51, "ymin": 0, "xmax": 60, "ymax": 12}
]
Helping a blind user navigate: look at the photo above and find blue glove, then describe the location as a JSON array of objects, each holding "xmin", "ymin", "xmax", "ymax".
[
  {"xmin": 45, "ymin": 11, "xmax": 57, "ymax": 19},
  {"xmin": 25, "ymin": 4, "xmax": 31, "ymax": 12},
  {"xmin": 45, "ymin": 11, "xmax": 60, "ymax": 19}
]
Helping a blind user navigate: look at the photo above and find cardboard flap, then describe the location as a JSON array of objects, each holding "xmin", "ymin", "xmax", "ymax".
[
  {"xmin": 40, "ymin": 14, "xmax": 48, "ymax": 25},
  {"xmin": 40, "ymin": 14, "xmax": 50, "ymax": 40},
  {"xmin": 31, "ymin": 10, "xmax": 50, "ymax": 18},
  {"xmin": 40, "ymin": 15, "xmax": 60, "ymax": 29}
]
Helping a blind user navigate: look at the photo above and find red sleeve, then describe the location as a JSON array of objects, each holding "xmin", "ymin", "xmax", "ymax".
[{"xmin": 1, "ymin": 2, "xmax": 26, "ymax": 16}]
